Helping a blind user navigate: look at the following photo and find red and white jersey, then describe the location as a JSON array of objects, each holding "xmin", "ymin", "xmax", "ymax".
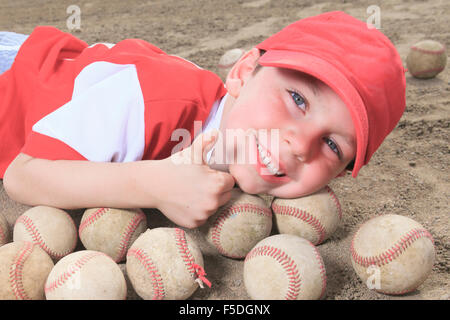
[{"xmin": 0, "ymin": 26, "xmax": 227, "ymax": 178}]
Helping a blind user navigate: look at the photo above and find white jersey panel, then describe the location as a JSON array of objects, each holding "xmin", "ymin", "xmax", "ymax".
[
  {"xmin": 203, "ymin": 93, "xmax": 228, "ymax": 163},
  {"xmin": 32, "ymin": 61, "xmax": 145, "ymax": 162}
]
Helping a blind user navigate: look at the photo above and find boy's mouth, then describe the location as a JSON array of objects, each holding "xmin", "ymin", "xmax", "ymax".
[
  {"xmin": 253, "ymin": 135, "xmax": 289, "ymax": 183},
  {"xmin": 256, "ymin": 140, "xmax": 285, "ymax": 176}
]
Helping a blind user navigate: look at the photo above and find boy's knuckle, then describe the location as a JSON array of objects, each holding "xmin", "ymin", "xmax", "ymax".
[
  {"xmin": 195, "ymin": 208, "xmax": 209, "ymax": 220},
  {"xmin": 223, "ymin": 191, "xmax": 232, "ymax": 204},
  {"xmin": 205, "ymin": 199, "xmax": 220, "ymax": 212},
  {"xmin": 214, "ymin": 173, "xmax": 234, "ymax": 191},
  {"xmin": 215, "ymin": 174, "xmax": 227, "ymax": 187},
  {"xmin": 209, "ymin": 178, "xmax": 225, "ymax": 194}
]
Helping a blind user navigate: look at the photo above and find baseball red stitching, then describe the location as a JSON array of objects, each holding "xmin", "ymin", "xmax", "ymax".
[
  {"xmin": 9, "ymin": 241, "xmax": 35, "ymax": 300},
  {"xmin": 174, "ymin": 228, "xmax": 211, "ymax": 288},
  {"xmin": 325, "ymin": 185, "xmax": 342, "ymax": 220},
  {"xmin": 115, "ymin": 209, "xmax": 146, "ymax": 262},
  {"xmin": 351, "ymin": 227, "xmax": 434, "ymax": 268},
  {"xmin": 127, "ymin": 247, "xmax": 165, "ymax": 299},
  {"xmin": 411, "ymin": 46, "xmax": 445, "ymax": 55},
  {"xmin": 174, "ymin": 228, "xmax": 196, "ymax": 276},
  {"xmin": 306, "ymin": 241, "xmax": 327, "ymax": 299},
  {"xmin": 44, "ymin": 251, "xmax": 105, "ymax": 294},
  {"xmin": 15, "ymin": 214, "xmax": 74, "ymax": 260},
  {"xmin": 245, "ymin": 245, "xmax": 301, "ymax": 300},
  {"xmin": 78, "ymin": 208, "xmax": 108, "ymax": 235},
  {"xmin": 211, "ymin": 204, "xmax": 272, "ymax": 258},
  {"xmin": 271, "ymin": 203, "xmax": 326, "ymax": 245}
]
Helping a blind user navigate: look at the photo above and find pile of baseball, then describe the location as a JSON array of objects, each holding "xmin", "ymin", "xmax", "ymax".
[{"xmin": 0, "ymin": 186, "xmax": 435, "ymax": 300}]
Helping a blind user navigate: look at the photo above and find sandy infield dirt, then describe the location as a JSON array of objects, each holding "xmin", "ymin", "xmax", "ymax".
[{"xmin": 0, "ymin": 0, "xmax": 448, "ymax": 300}]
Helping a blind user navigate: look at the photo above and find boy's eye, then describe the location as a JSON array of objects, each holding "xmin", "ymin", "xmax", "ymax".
[
  {"xmin": 289, "ymin": 90, "xmax": 306, "ymax": 112},
  {"xmin": 324, "ymin": 137, "xmax": 341, "ymax": 159}
]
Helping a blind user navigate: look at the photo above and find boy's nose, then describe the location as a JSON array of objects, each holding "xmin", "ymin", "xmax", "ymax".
[{"xmin": 283, "ymin": 128, "xmax": 316, "ymax": 163}]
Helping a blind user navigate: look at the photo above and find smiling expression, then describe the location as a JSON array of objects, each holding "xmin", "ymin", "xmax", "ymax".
[{"xmin": 211, "ymin": 49, "xmax": 356, "ymax": 198}]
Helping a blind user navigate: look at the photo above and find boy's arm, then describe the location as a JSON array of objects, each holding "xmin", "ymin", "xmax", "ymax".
[
  {"xmin": 3, "ymin": 152, "xmax": 160, "ymax": 210},
  {"xmin": 3, "ymin": 131, "xmax": 235, "ymax": 228}
]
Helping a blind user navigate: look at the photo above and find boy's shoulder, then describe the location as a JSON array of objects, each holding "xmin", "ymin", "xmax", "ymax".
[
  {"xmin": 88, "ymin": 37, "xmax": 225, "ymax": 102},
  {"xmin": 18, "ymin": 25, "xmax": 226, "ymax": 104}
]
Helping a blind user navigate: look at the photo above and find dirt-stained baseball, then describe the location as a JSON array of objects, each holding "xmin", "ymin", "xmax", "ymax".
[
  {"xmin": 0, "ymin": 241, "xmax": 54, "ymax": 300},
  {"xmin": 271, "ymin": 185, "xmax": 342, "ymax": 245},
  {"xmin": 217, "ymin": 48, "xmax": 245, "ymax": 79},
  {"xmin": 201, "ymin": 188, "xmax": 272, "ymax": 259},
  {"xmin": 13, "ymin": 206, "xmax": 78, "ymax": 261},
  {"xmin": 0, "ymin": 211, "xmax": 10, "ymax": 246},
  {"xmin": 45, "ymin": 250, "xmax": 127, "ymax": 300},
  {"xmin": 244, "ymin": 234, "xmax": 327, "ymax": 300},
  {"xmin": 126, "ymin": 227, "xmax": 208, "ymax": 300},
  {"xmin": 351, "ymin": 214, "xmax": 435, "ymax": 295},
  {"xmin": 79, "ymin": 207, "xmax": 147, "ymax": 262},
  {"xmin": 406, "ymin": 40, "xmax": 447, "ymax": 79}
]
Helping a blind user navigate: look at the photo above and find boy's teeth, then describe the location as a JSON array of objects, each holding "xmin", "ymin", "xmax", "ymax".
[{"xmin": 256, "ymin": 140, "xmax": 284, "ymax": 176}]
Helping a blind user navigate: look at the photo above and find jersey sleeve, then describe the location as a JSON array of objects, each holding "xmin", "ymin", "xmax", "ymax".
[{"xmin": 21, "ymin": 61, "xmax": 146, "ymax": 162}]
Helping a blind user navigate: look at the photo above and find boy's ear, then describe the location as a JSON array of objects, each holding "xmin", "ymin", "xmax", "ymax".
[{"xmin": 225, "ymin": 47, "xmax": 261, "ymax": 98}]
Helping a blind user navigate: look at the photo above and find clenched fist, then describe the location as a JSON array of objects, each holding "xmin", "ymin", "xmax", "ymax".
[{"xmin": 155, "ymin": 130, "xmax": 236, "ymax": 228}]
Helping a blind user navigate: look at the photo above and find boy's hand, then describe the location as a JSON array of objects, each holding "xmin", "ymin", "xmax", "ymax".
[{"xmin": 155, "ymin": 130, "xmax": 235, "ymax": 228}]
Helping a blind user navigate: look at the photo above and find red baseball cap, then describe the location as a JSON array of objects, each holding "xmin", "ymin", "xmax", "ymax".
[{"xmin": 255, "ymin": 11, "xmax": 406, "ymax": 177}]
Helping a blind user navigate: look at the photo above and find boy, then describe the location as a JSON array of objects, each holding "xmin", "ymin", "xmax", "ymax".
[{"xmin": 0, "ymin": 11, "xmax": 406, "ymax": 228}]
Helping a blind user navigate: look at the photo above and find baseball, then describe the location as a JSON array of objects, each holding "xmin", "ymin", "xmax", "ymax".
[
  {"xmin": 271, "ymin": 185, "xmax": 342, "ymax": 245},
  {"xmin": 45, "ymin": 250, "xmax": 127, "ymax": 300},
  {"xmin": 126, "ymin": 227, "xmax": 208, "ymax": 300},
  {"xmin": 0, "ymin": 211, "xmax": 10, "ymax": 246},
  {"xmin": 201, "ymin": 188, "xmax": 272, "ymax": 259},
  {"xmin": 350, "ymin": 214, "xmax": 435, "ymax": 295},
  {"xmin": 244, "ymin": 234, "xmax": 327, "ymax": 300},
  {"xmin": 0, "ymin": 241, "xmax": 54, "ymax": 300},
  {"xmin": 13, "ymin": 206, "xmax": 78, "ymax": 261},
  {"xmin": 406, "ymin": 40, "xmax": 447, "ymax": 79},
  {"xmin": 79, "ymin": 207, "xmax": 147, "ymax": 262},
  {"xmin": 217, "ymin": 48, "xmax": 245, "ymax": 79}
]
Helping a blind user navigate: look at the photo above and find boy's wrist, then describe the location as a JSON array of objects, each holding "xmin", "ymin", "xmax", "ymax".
[{"xmin": 126, "ymin": 159, "xmax": 165, "ymax": 210}]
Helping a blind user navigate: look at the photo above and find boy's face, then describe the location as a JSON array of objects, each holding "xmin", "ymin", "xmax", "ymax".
[{"xmin": 216, "ymin": 49, "xmax": 356, "ymax": 198}]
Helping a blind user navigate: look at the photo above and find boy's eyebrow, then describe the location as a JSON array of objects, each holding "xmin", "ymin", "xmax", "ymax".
[
  {"xmin": 345, "ymin": 135, "xmax": 356, "ymax": 148},
  {"xmin": 304, "ymin": 79, "xmax": 319, "ymax": 97},
  {"xmin": 286, "ymin": 69, "xmax": 320, "ymax": 97},
  {"xmin": 295, "ymin": 76, "xmax": 319, "ymax": 97},
  {"xmin": 341, "ymin": 135, "xmax": 357, "ymax": 162}
]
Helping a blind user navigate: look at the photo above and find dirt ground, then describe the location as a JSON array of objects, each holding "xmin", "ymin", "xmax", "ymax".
[{"xmin": 0, "ymin": 0, "xmax": 448, "ymax": 300}]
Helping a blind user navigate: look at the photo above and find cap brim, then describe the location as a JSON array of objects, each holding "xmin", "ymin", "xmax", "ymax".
[{"xmin": 258, "ymin": 49, "xmax": 369, "ymax": 177}]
